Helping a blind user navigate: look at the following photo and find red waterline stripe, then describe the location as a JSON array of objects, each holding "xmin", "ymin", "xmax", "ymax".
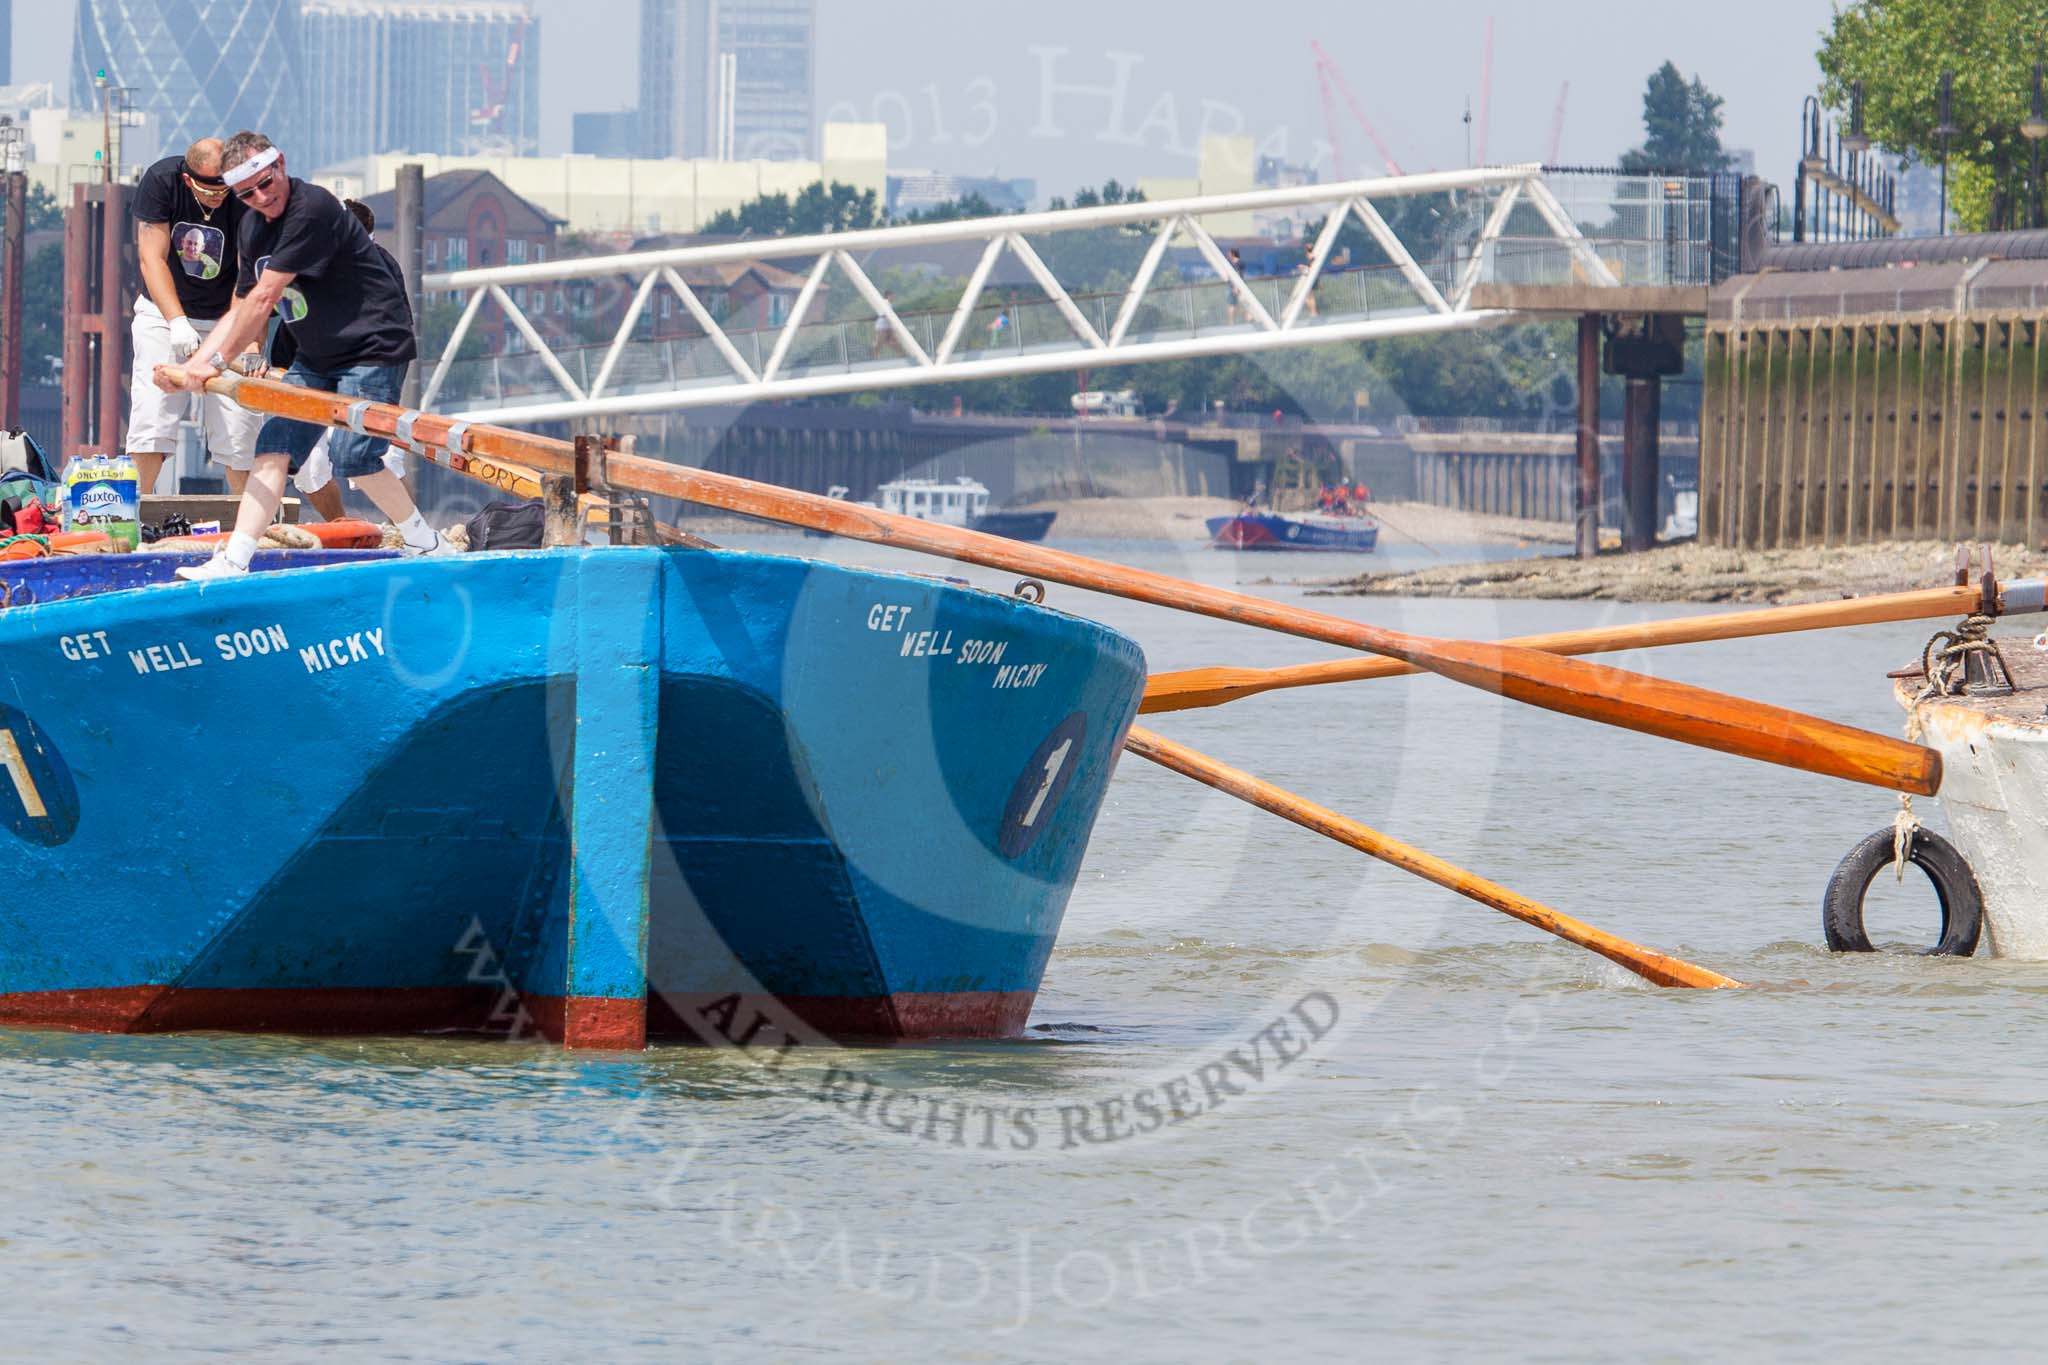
[
  {"xmin": 0, "ymin": 986, "xmax": 502, "ymax": 1035},
  {"xmin": 642, "ymin": 989, "xmax": 1035, "ymax": 1042},
  {"xmin": 518, "ymin": 995, "xmax": 647, "ymax": 1050},
  {"xmin": 0, "ymin": 986, "xmax": 1036, "ymax": 1043}
]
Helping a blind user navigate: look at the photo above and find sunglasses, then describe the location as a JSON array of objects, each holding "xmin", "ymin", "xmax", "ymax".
[{"xmin": 233, "ymin": 171, "xmax": 279, "ymax": 202}]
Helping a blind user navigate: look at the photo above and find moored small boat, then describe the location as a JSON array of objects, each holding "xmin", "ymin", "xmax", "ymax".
[
  {"xmin": 969, "ymin": 507, "xmax": 1057, "ymax": 541},
  {"xmin": 1206, "ymin": 508, "xmax": 1379, "ymax": 552},
  {"xmin": 1885, "ymin": 640, "xmax": 2048, "ymax": 958},
  {"xmin": 830, "ymin": 477, "xmax": 1057, "ymax": 542}
]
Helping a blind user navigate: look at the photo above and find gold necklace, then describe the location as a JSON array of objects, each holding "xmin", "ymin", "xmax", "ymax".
[{"xmin": 184, "ymin": 176, "xmax": 224, "ymax": 222}]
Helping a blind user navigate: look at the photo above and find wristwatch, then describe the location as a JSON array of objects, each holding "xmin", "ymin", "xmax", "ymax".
[{"xmin": 201, "ymin": 352, "xmax": 228, "ymax": 374}]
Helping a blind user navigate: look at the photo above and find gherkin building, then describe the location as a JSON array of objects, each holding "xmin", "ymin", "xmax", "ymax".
[{"xmin": 72, "ymin": 0, "xmax": 302, "ymax": 157}]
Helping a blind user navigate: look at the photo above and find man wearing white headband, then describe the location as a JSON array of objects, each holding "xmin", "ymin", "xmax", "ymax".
[
  {"xmin": 127, "ymin": 138, "xmax": 262, "ymax": 493},
  {"xmin": 153, "ymin": 131, "xmax": 452, "ymax": 577}
]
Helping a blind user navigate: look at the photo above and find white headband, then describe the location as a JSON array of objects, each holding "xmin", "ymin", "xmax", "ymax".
[{"xmin": 222, "ymin": 146, "xmax": 281, "ymax": 188}]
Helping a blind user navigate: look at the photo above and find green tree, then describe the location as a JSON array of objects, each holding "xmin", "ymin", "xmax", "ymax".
[
  {"xmin": 700, "ymin": 181, "xmax": 881, "ymax": 236},
  {"xmin": 896, "ymin": 191, "xmax": 1003, "ymax": 224},
  {"xmin": 0, "ymin": 184, "xmax": 62, "ymax": 235},
  {"xmin": 412, "ymin": 297, "xmax": 496, "ymax": 401},
  {"xmin": 0, "ymin": 188, "xmax": 71, "ymax": 382},
  {"xmin": 14, "ymin": 242, "xmax": 63, "ymax": 383},
  {"xmin": 1045, "ymin": 179, "xmax": 1143, "ymax": 212},
  {"xmin": 1818, "ymin": 0, "xmax": 2048, "ymax": 230},
  {"xmin": 421, "ymin": 298, "xmax": 493, "ymax": 364},
  {"xmin": 1619, "ymin": 62, "xmax": 1731, "ymax": 172}
]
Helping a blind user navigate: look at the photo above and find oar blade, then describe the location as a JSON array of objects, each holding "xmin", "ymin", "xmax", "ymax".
[
  {"xmin": 1140, "ymin": 666, "xmax": 1300, "ymax": 713},
  {"xmin": 1421, "ymin": 638, "xmax": 1942, "ymax": 797},
  {"xmin": 1140, "ymin": 585, "xmax": 1990, "ymax": 715},
  {"xmin": 1141, "ymin": 657, "xmax": 1416, "ymax": 713}
]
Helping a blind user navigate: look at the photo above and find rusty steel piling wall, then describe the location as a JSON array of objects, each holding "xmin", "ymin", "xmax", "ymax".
[{"xmin": 1703, "ymin": 258, "xmax": 2048, "ymax": 548}]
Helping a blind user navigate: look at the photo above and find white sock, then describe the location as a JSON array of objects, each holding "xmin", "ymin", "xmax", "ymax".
[
  {"xmin": 396, "ymin": 511, "xmax": 437, "ymax": 548},
  {"xmin": 224, "ymin": 532, "xmax": 260, "ymax": 569}
]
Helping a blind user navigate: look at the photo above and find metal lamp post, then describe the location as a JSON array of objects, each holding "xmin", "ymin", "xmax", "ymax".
[
  {"xmin": 95, "ymin": 74, "xmax": 110, "ymax": 184},
  {"xmin": 1936, "ymin": 71, "xmax": 1958, "ymax": 236},
  {"xmin": 2025, "ymin": 62, "xmax": 2048, "ymax": 229},
  {"xmin": 1797, "ymin": 95, "xmax": 1823, "ymax": 242},
  {"xmin": 0, "ymin": 121, "xmax": 24, "ymax": 429},
  {"xmin": 1842, "ymin": 80, "xmax": 1871, "ymax": 237}
]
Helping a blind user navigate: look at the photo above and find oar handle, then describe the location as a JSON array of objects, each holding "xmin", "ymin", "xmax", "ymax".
[{"xmin": 1125, "ymin": 727, "xmax": 1741, "ymax": 989}]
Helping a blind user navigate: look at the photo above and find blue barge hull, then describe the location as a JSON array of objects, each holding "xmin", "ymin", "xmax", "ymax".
[{"xmin": 0, "ymin": 548, "xmax": 1144, "ymax": 1046}]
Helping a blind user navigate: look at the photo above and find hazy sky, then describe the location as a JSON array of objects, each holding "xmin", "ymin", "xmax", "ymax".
[{"xmin": 15, "ymin": 0, "xmax": 1846, "ymax": 196}]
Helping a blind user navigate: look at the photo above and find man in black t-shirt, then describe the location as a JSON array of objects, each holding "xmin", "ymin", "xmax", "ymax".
[
  {"xmin": 128, "ymin": 140, "xmax": 262, "ymax": 493},
  {"xmin": 281, "ymin": 199, "xmax": 406, "ymax": 523},
  {"xmin": 153, "ymin": 131, "xmax": 451, "ymax": 578}
]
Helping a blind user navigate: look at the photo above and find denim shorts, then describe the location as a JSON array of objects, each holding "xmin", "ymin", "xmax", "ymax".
[{"xmin": 256, "ymin": 360, "xmax": 410, "ymax": 478}]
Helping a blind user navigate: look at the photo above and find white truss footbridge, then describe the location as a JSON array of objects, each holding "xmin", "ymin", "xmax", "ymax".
[{"xmin": 420, "ymin": 164, "xmax": 1709, "ymax": 427}]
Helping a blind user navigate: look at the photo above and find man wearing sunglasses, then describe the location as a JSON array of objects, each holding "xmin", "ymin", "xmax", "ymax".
[
  {"xmin": 153, "ymin": 131, "xmax": 452, "ymax": 577},
  {"xmin": 128, "ymin": 138, "xmax": 262, "ymax": 494}
]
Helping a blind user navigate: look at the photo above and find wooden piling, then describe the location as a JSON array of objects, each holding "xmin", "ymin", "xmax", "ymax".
[
  {"xmin": 1622, "ymin": 376, "xmax": 1659, "ymax": 551},
  {"xmin": 1575, "ymin": 312, "xmax": 1600, "ymax": 558}
]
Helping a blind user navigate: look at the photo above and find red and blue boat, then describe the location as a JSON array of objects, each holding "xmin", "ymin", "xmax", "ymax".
[
  {"xmin": 0, "ymin": 544, "xmax": 1143, "ymax": 1047},
  {"xmin": 1207, "ymin": 508, "xmax": 1379, "ymax": 552}
]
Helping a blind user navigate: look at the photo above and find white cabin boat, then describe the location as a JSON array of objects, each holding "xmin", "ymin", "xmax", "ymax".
[
  {"xmin": 835, "ymin": 477, "xmax": 1056, "ymax": 542},
  {"xmin": 873, "ymin": 477, "xmax": 991, "ymax": 528}
]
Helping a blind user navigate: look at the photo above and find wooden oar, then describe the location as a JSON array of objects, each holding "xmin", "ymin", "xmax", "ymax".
[
  {"xmin": 1125, "ymin": 726, "xmax": 1741, "ymax": 988},
  {"xmin": 207, "ymin": 374, "xmax": 1943, "ymax": 797},
  {"xmin": 1142, "ymin": 584, "xmax": 1994, "ymax": 714},
  {"xmin": 327, "ymin": 427, "xmax": 715, "ymax": 548}
]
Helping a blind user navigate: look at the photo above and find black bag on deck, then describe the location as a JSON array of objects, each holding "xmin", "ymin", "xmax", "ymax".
[{"xmin": 464, "ymin": 500, "xmax": 546, "ymax": 551}]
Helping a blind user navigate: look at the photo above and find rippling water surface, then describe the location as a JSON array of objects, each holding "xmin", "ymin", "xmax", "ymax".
[{"xmin": 10, "ymin": 528, "xmax": 2045, "ymax": 1360}]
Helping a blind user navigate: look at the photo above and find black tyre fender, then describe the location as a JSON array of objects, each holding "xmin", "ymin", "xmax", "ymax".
[{"xmin": 1822, "ymin": 827, "xmax": 1983, "ymax": 956}]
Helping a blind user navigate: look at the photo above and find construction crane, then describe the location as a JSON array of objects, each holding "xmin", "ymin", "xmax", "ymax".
[
  {"xmin": 1473, "ymin": 16, "xmax": 1493, "ymax": 167},
  {"xmin": 1546, "ymin": 81, "xmax": 1569, "ymax": 164},
  {"xmin": 1309, "ymin": 39, "xmax": 1406, "ymax": 179},
  {"xmin": 471, "ymin": 12, "xmax": 532, "ymax": 146}
]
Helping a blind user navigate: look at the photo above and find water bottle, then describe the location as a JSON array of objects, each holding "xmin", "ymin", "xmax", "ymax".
[
  {"xmin": 107, "ymin": 455, "xmax": 141, "ymax": 551},
  {"xmin": 58, "ymin": 459, "xmax": 79, "ymax": 531}
]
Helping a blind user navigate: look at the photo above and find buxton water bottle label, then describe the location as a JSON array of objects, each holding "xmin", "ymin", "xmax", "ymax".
[{"xmin": 70, "ymin": 477, "xmax": 140, "ymax": 550}]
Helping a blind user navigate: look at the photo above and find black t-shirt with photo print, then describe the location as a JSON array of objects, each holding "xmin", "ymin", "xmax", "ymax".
[
  {"xmin": 131, "ymin": 154, "xmax": 243, "ymax": 319},
  {"xmin": 236, "ymin": 178, "xmax": 416, "ymax": 372}
]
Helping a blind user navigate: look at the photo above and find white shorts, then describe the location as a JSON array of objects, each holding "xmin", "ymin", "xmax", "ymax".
[
  {"xmin": 292, "ymin": 433, "xmax": 407, "ymax": 494},
  {"xmin": 128, "ymin": 298, "xmax": 263, "ymax": 469}
]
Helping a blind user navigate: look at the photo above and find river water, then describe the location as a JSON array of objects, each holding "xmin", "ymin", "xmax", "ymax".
[{"xmin": 8, "ymin": 528, "xmax": 2044, "ymax": 1360}]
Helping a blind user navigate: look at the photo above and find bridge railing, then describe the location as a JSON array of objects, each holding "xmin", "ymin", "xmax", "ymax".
[
  {"xmin": 416, "ymin": 166, "xmax": 1721, "ymax": 426},
  {"xmin": 1535, "ymin": 167, "xmax": 1745, "ymax": 283},
  {"xmin": 423, "ymin": 259, "xmax": 1453, "ymax": 410}
]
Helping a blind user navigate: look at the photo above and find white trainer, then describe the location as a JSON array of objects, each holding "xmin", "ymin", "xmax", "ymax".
[
  {"xmin": 173, "ymin": 551, "xmax": 249, "ymax": 583},
  {"xmin": 402, "ymin": 532, "xmax": 461, "ymax": 557}
]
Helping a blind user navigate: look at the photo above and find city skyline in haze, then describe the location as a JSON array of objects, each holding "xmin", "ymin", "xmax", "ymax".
[{"xmin": 16, "ymin": 0, "xmax": 1847, "ymax": 201}]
